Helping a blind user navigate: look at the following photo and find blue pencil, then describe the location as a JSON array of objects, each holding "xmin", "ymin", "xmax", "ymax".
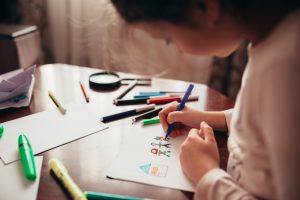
[{"xmin": 164, "ymin": 84, "xmax": 194, "ymax": 140}]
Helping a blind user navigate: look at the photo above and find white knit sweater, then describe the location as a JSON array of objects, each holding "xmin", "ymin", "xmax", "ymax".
[{"xmin": 195, "ymin": 9, "xmax": 300, "ymax": 200}]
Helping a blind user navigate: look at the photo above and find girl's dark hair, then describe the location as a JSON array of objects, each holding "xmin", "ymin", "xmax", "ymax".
[
  {"xmin": 110, "ymin": 0, "xmax": 191, "ymax": 23},
  {"xmin": 111, "ymin": 0, "xmax": 300, "ymax": 25}
]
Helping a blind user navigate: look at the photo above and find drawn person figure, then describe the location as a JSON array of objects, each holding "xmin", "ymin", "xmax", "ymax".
[{"xmin": 110, "ymin": 0, "xmax": 300, "ymax": 199}]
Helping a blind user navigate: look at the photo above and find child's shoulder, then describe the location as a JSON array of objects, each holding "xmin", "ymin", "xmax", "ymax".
[{"xmin": 250, "ymin": 9, "xmax": 300, "ymax": 73}]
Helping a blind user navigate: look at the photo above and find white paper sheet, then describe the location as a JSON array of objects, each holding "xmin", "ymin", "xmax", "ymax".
[
  {"xmin": 106, "ymin": 124, "xmax": 195, "ymax": 192},
  {"xmin": 0, "ymin": 104, "xmax": 108, "ymax": 164},
  {"xmin": 0, "ymin": 156, "xmax": 43, "ymax": 200}
]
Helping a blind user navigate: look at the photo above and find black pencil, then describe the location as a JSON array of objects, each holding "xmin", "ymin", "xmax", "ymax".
[
  {"xmin": 100, "ymin": 104, "xmax": 155, "ymax": 123},
  {"xmin": 132, "ymin": 107, "xmax": 163, "ymax": 124},
  {"xmin": 114, "ymin": 98, "xmax": 148, "ymax": 106}
]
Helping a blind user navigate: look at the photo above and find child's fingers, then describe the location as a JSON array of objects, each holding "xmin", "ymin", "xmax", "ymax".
[
  {"xmin": 186, "ymin": 128, "xmax": 203, "ymax": 142},
  {"xmin": 159, "ymin": 102, "xmax": 179, "ymax": 132},
  {"xmin": 167, "ymin": 111, "xmax": 185, "ymax": 124},
  {"xmin": 188, "ymin": 128, "xmax": 200, "ymax": 137},
  {"xmin": 170, "ymin": 131, "xmax": 179, "ymax": 138},
  {"xmin": 170, "ymin": 129, "xmax": 185, "ymax": 138},
  {"xmin": 198, "ymin": 128, "xmax": 204, "ymax": 139},
  {"xmin": 200, "ymin": 121, "xmax": 216, "ymax": 144}
]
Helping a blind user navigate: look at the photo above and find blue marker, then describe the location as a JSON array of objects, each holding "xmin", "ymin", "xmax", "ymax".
[
  {"xmin": 164, "ymin": 84, "xmax": 194, "ymax": 140},
  {"xmin": 134, "ymin": 94, "xmax": 166, "ymax": 99}
]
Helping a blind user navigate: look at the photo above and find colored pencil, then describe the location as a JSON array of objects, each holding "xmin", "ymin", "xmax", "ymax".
[
  {"xmin": 79, "ymin": 81, "xmax": 89, "ymax": 103},
  {"xmin": 101, "ymin": 104, "xmax": 155, "ymax": 123},
  {"xmin": 114, "ymin": 98, "xmax": 148, "ymax": 106},
  {"xmin": 113, "ymin": 80, "xmax": 138, "ymax": 104},
  {"xmin": 138, "ymin": 91, "xmax": 185, "ymax": 95},
  {"xmin": 147, "ymin": 95, "xmax": 198, "ymax": 104},
  {"xmin": 143, "ymin": 118, "xmax": 160, "ymax": 126},
  {"xmin": 132, "ymin": 107, "xmax": 163, "ymax": 123}
]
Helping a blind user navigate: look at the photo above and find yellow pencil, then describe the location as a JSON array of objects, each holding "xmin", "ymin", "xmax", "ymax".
[
  {"xmin": 48, "ymin": 159, "xmax": 87, "ymax": 200},
  {"xmin": 48, "ymin": 90, "xmax": 66, "ymax": 114}
]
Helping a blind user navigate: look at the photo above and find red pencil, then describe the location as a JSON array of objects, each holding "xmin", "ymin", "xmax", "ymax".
[
  {"xmin": 147, "ymin": 96, "xmax": 181, "ymax": 104},
  {"xmin": 79, "ymin": 81, "xmax": 89, "ymax": 103},
  {"xmin": 147, "ymin": 95, "xmax": 198, "ymax": 104}
]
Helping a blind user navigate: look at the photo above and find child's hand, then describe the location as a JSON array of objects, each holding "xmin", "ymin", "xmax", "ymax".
[
  {"xmin": 159, "ymin": 102, "xmax": 203, "ymax": 137},
  {"xmin": 179, "ymin": 121, "xmax": 220, "ymax": 185}
]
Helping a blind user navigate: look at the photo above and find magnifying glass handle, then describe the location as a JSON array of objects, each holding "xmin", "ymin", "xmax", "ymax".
[{"xmin": 113, "ymin": 80, "xmax": 138, "ymax": 103}]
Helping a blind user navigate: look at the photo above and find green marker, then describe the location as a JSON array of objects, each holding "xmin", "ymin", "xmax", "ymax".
[
  {"xmin": 143, "ymin": 118, "xmax": 160, "ymax": 126},
  {"xmin": 0, "ymin": 124, "xmax": 4, "ymax": 138},
  {"xmin": 18, "ymin": 134, "xmax": 37, "ymax": 181},
  {"xmin": 85, "ymin": 191, "xmax": 143, "ymax": 200}
]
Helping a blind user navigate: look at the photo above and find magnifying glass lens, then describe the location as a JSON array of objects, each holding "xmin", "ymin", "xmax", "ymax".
[
  {"xmin": 89, "ymin": 72, "xmax": 121, "ymax": 90},
  {"xmin": 90, "ymin": 74, "xmax": 119, "ymax": 84}
]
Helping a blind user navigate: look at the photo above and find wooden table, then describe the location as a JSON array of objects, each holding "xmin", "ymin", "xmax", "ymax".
[{"xmin": 0, "ymin": 64, "xmax": 234, "ymax": 200}]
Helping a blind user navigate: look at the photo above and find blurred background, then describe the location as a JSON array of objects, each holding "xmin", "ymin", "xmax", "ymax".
[{"xmin": 0, "ymin": 0, "xmax": 248, "ymax": 100}]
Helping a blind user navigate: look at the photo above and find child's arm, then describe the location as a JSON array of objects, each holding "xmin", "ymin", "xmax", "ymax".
[
  {"xmin": 195, "ymin": 169, "xmax": 257, "ymax": 200},
  {"xmin": 159, "ymin": 102, "xmax": 231, "ymax": 136},
  {"xmin": 200, "ymin": 110, "xmax": 230, "ymax": 132}
]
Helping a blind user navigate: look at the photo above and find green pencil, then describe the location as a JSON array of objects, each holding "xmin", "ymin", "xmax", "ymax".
[{"xmin": 143, "ymin": 118, "xmax": 160, "ymax": 126}]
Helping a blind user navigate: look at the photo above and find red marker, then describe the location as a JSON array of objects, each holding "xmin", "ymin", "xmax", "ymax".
[
  {"xmin": 147, "ymin": 95, "xmax": 198, "ymax": 104},
  {"xmin": 79, "ymin": 81, "xmax": 89, "ymax": 103}
]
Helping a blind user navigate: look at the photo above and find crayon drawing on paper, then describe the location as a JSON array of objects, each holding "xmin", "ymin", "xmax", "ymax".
[{"xmin": 107, "ymin": 124, "xmax": 195, "ymax": 192}]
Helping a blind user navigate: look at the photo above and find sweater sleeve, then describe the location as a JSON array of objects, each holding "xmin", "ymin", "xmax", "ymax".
[
  {"xmin": 194, "ymin": 169, "xmax": 257, "ymax": 200},
  {"xmin": 223, "ymin": 109, "xmax": 233, "ymax": 133}
]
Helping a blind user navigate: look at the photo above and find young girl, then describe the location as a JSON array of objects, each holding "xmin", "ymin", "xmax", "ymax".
[{"xmin": 110, "ymin": 0, "xmax": 300, "ymax": 199}]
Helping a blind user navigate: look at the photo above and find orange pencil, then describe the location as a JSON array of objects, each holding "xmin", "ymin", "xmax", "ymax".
[{"xmin": 79, "ymin": 81, "xmax": 89, "ymax": 103}]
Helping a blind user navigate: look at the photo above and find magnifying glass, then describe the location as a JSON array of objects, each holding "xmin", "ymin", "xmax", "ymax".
[{"xmin": 89, "ymin": 72, "xmax": 151, "ymax": 90}]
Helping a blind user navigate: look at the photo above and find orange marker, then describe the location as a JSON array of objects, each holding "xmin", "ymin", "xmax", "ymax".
[{"xmin": 79, "ymin": 81, "xmax": 89, "ymax": 103}]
